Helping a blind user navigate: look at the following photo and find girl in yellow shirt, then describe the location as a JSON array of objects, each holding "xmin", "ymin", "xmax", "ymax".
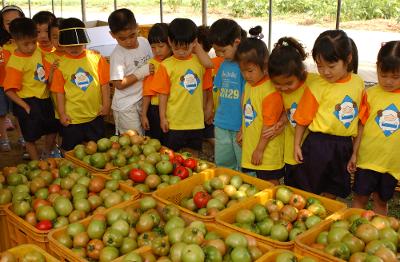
[{"xmin": 236, "ymin": 26, "xmax": 285, "ymax": 185}]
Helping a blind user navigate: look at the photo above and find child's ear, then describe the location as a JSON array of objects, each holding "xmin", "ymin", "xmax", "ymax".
[
  {"xmin": 346, "ymin": 54, "xmax": 353, "ymax": 65},
  {"xmin": 233, "ymin": 38, "xmax": 241, "ymax": 46}
]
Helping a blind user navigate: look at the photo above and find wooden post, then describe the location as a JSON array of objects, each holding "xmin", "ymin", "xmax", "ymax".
[{"xmin": 81, "ymin": 0, "xmax": 86, "ymax": 22}]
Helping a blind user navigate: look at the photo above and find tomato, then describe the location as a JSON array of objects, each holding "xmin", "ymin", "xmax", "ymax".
[
  {"xmin": 35, "ymin": 220, "xmax": 52, "ymax": 230},
  {"xmin": 279, "ymin": 205, "xmax": 298, "ymax": 222},
  {"xmin": 235, "ymin": 209, "xmax": 255, "ymax": 224},
  {"xmin": 355, "ymin": 223, "xmax": 379, "ymax": 243},
  {"xmin": 111, "ymin": 219, "xmax": 130, "ymax": 237},
  {"xmin": 88, "ymin": 219, "xmax": 106, "ymax": 239},
  {"xmin": 33, "ymin": 199, "xmax": 51, "ymax": 211},
  {"xmin": 13, "ymin": 200, "xmax": 31, "ymax": 217},
  {"xmin": 140, "ymin": 196, "xmax": 157, "ymax": 211},
  {"xmin": 275, "ymin": 186, "xmax": 294, "ymax": 204},
  {"xmin": 67, "ymin": 223, "xmax": 86, "ymax": 238},
  {"xmin": 225, "ymin": 233, "xmax": 248, "ymax": 248},
  {"xmin": 36, "ymin": 205, "xmax": 57, "ymax": 221},
  {"xmin": 361, "ymin": 210, "xmax": 376, "ymax": 221},
  {"xmin": 305, "ymin": 215, "xmax": 322, "ymax": 229},
  {"xmin": 230, "ymin": 246, "xmax": 251, "ymax": 262},
  {"xmin": 307, "ymin": 203, "xmax": 327, "ymax": 218},
  {"xmin": 137, "ymin": 232, "xmax": 157, "ymax": 247},
  {"xmin": 160, "ymin": 147, "xmax": 175, "ymax": 161},
  {"xmin": 120, "ymin": 237, "xmax": 138, "ymax": 255},
  {"xmin": 99, "ymin": 246, "xmax": 119, "ymax": 262},
  {"xmin": 162, "ymin": 204, "xmax": 180, "ymax": 221},
  {"xmin": 156, "ymin": 160, "xmax": 174, "ymax": 175},
  {"xmin": 270, "ymin": 224, "xmax": 289, "ymax": 242},
  {"xmin": 181, "ymin": 244, "xmax": 205, "ymax": 262},
  {"xmin": 205, "ymin": 239, "xmax": 226, "ymax": 256},
  {"xmin": 152, "ymin": 237, "xmax": 170, "ymax": 256},
  {"xmin": 341, "ymin": 234, "xmax": 365, "ymax": 254},
  {"xmin": 102, "ymin": 228, "xmax": 124, "ymax": 248},
  {"xmin": 86, "ymin": 239, "xmax": 104, "ymax": 260},
  {"xmin": 265, "ymin": 199, "xmax": 284, "ymax": 213},
  {"xmin": 164, "ymin": 216, "xmax": 186, "ymax": 234},
  {"xmin": 174, "ymin": 155, "xmax": 185, "ymax": 164},
  {"xmin": 54, "ymin": 196, "xmax": 73, "ymax": 217},
  {"xmin": 136, "ymin": 214, "xmax": 155, "ymax": 233},
  {"xmin": 257, "ymin": 218, "xmax": 274, "ymax": 236},
  {"xmin": 25, "ymin": 212, "xmax": 37, "ymax": 226},
  {"xmin": 183, "ymin": 158, "xmax": 197, "ymax": 170},
  {"xmin": 173, "ymin": 166, "xmax": 190, "ymax": 180},
  {"xmin": 56, "ymin": 233, "xmax": 73, "ymax": 248},
  {"xmin": 73, "ymin": 232, "xmax": 89, "ymax": 248},
  {"xmin": 289, "ymin": 194, "xmax": 306, "ymax": 210},
  {"xmin": 203, "ymin": 245, "xmax": 222, "ymax": 262},
  {"xmin": 54, "ymin": 216, "xmax": 69, "ymax": 229},
  {"xmin": 193, "ymin": 191, "xmax": 211, "ymax": 209},
  {"xmin": 129, "ymin": 168, "xmax": 148, "ymax": 183},
  {"xmin": 88, "ymin": 176, "xmax": 105, "ymax": 193},
  {"xmin": 327, "ymin": 227, "xmax": 349, "ymax": 243},
  {"xmin": 182, "ymin": 227, "xmax": 205, "ymax": 245},
  {"xmin": 374, "ymin": 246, "xmax": 397, "ymax": 261},
  {"xmin": 324, "ymin": 242, "xmax": 351, "ymax": 260},
  {"xmin": 22, "ymin": 250, "xmax": 45, "ymax": 262}
]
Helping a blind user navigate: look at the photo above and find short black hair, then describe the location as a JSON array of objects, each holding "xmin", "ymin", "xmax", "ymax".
[
  {"xmin": 148, "ymin": 23, "xmax": 169, "ymax": 44},
  {"xmin": 168, "ymin": 18, "xmax": 197, "ymax": 46},
  {"xmin": 209, "ymin": 18, "xmax": 246, "ymax": 47},
  {"xmin": 377, "ymin": 41, "xmax": 400, "ymax": 74},
  {"xmin": 108, "ymin": 8, "xmax": 137, "ymax": 33},
  {"xmin": 32, "ymin": 11, "xmax": 56, "ymax": 26},
  {"xmin": 9, "ymin": 17, "xmax": 37, "ymax": 40},
  {"xmin": 0, "ymin": 5, "xmax": 25, "ymax": 45},
  {"xmin": 59, "ymin": 17, "xmax": 85, "ymax": 30},
  {"xmin": 48, "ymin": 17, "xmax": 63, "ymax": 39},
  {"xmin": 197, "ymin": 25, "xmax": 212, "ymax": 52}
]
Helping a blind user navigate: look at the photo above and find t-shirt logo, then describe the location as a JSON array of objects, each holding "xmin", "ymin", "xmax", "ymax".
[
  {"xmin": 71, "ymin": 67, "xmax": 93, "ymax": 91},
  {"xmin": 334, "ymin": 95, "xmax": 358, "ymax": 128},
  {"xmin": 287, "ymin": 102, "xmax": 298, "ymax": 127},
  {"xmin": 375, "ymin": 104, "xmax": 400, "ymax": 137},
  {"xmin": 244, "ymin": 98, "xmax": 257, "ymax": 127},
  {"xmin": 180, "ymin": 69, "xmax": 200, "ymax": 94},
  {"xmin": 34, "ymin": 63, "xmax": 46, "ymax": 83}
]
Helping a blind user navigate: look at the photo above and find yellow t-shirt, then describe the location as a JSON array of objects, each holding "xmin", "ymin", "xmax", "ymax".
[
  {"xmin": 357, "ymin": 85, "xmax": 400, "ymax": 180},
  {"xmin": 151, "ymin": 54, "xmax": 212, "ymax": 130},
  {"xmin": 3, "ymin": 48, "xmax": 49, "ymax": 99},
  {"xmin": 294, "ymin": 74, "xmax": 364, "ymax": 137},
  {"xmin": 45, "ymin": 51, "xmax": 65, "ymax": 119},
  {"xmin": 51, "ymin": 50, "xmax": 110, "ymax": 124},
  {"xmin": 242, "ymin": 78, "xmax": 285, "ymax": 171},
  {"xmin": 143, "ymin": 57, "xmax": 162, "ymax": 106}
]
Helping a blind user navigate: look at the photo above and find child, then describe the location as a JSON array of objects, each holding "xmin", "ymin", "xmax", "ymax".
[
  {"xmin": 0, "ymin": 5, "xmax": 25, "ymax": 153},
  {"xmin": 348, "ymin": 41, "xmax": 400, "ymax": 215},
  {"xmin": 108, "ymin": 8, "xmax": 153, "ymax": 135},
  {"xmin": 209, "ymin": 18, "xmax": 246, "ymax": 170},
  {"xmin": 141, "ymin": 23, "xmax": 171, "ymax": 142},
  {"xmin": 151, "ymin": 18, "xmax": 213, "ymax": 154},
  {"xmin": 50, "ymin": 18, "xmax": 110, "ymax": 151},
  {"xmin": 32, "ymin": 11, "xmax": 56, "ymax": 54},
  {"xmin": 293, "ymin": 30, "xmax": 363, "ymax": 199},
  {"xmin": 236, "ymin": 26, "xmax": 285, "ymax": 184},
  {"xmin": 268, "ymin": 37, "xmax": 315, "ymax": 187},
  {"xmin": 3, "ymin": 17, "xmax": 58, "ymax": 160}
]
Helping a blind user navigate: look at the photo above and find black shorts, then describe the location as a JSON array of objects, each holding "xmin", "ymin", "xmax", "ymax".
[
  {"xmin": 145, "ymin": 105, "xmax": 164, "ymax": 143},
  {"xmin": 13, "ymin": 97, "xmax": 58, "ymax": 142},
  {"xmin": 203, "ymin": 123, "xmax": 215, "ymax": 139},
  {"xmin": 284, "ymin": 164, "xmax": 301, "ymax": 187},
  {"xmin": 242, "ymin": 167, "xmax": 285, "ymax": 181},
  {"xmin": 164, "ymin": 129, "xmax": 203, "ymax": 151},
  {"xmin": 294, "ymin": 132, "xmax": 353, "ymax": 198},
  {"xmin": 353, "ymin": 168, "xmax": 398, "ymax": 202},
  {"xmin": 60, "ymin": 116, "xmax": 105, "ymax": 151}
]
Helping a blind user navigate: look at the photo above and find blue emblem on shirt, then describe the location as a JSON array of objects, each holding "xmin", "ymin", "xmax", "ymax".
[
  {"xmin": 287, "ymin": 102, "xmax": 298, "ymax": 127},
  {"xmin": 333, "ymin": 95, "xmax": 358, "ymax": 128},
  {"xmin": 375, "ymin": 103, "xmax": 400, "ymax": 137},
  {"xmin": 71, "ymin": 67, "xmax": 93, "ymax": 91},
  {"xmin": 34, "ymin": 63, "xmax": 46, "ymax": 83},
  {"xmin": 244, "ymin": 98, "xmax": 257, "ymax": 127},
  {"xmin": 179, "ymin": 69, "xmax": 200, "ymax": 94}
]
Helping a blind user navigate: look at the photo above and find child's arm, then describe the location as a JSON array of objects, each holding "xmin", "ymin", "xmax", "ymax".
[
  {"xmin": 47, "ymin": 59, "xmax": 60, "ymax": 85},
  {"xmin": 5, "ymin": 90, "xmax": 30, "ymax": 114},
  {"xmin": 99, "ymin": 83, "xmax": 111, "ymax": 116},
  {"xmin": 141, "ymin": 96, "xmax": 151, "ymax": 130},
  {"xmin": 252, "ymin": 124, "xmax": 272, "ymax": 165},
  {"xmin": 347, "ymin": 122, "xmax": 364, "ymax": 173},
  {"xmin": 193, "ymin": 40, "xmax": 213, "ymax": 69},
  {"xmin": 56, "ymin": 92, "xmax": 71, "ymax": 126},
  {"xmin": 262, "ymin": 112, "xmax": 287, "ymax": 140},
  {"xmin": 159, "ymin": 94, "xmax": 169, "ymax": 133},
  {"xmin": 294, "ymin": 124, "xmax": 307, "ymax": 163},
  {"xmin": 203, "ymin": 89, "xmax": 214, "ymax": 124}
]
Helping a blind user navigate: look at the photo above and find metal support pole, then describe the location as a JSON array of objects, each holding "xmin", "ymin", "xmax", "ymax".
[
  {"xmin": 114, "ymin": 0, "xmax": 117, "ymax": 10},
  {"xmin": 81, "ymin": 0, "xmax": 86, "ymax": 22},
  {"xmin": 51, "ymin": 0, "xmax": 55, "ymax": 13},
  {"xmin": 2, "ymin": 0, "xmax": 4, "ymax": 8},
  {"xmin": 160, "ymin": 0, "xmax": 163, "ymax": 22},
  {"xmin": 28, "ymin": 0, "xmax": 31, "ymax": 17},
  {"xmin": 201, "ymin": 0, "xmax": 207, "ymax": 26},
  {"xmin": 336, "ymin": 0, "xmax": 341, "ymax": 29},
  {"xmin": 268, "ymin": 0, "xmax": 272, "ymax": 52}
]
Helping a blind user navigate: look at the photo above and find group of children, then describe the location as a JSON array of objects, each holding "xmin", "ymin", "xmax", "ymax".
[{"xmin": 0, "ymin": 5, "xmax": 399, "ymax": 215}]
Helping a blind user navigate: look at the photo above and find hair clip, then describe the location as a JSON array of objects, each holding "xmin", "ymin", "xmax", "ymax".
[
  {"xmin": 282, "ymin": 41, "xmax": 289, "ymax": 46},
  {"xmin": 250, "ymin": 33, "xmax": 264, "ymax": 40}
]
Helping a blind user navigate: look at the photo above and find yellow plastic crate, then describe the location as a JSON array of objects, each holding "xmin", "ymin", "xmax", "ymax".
[
  {"xmin": 258, "ymin": 249, "xmax": 320, "ymax": 261},
  {"xmin": 153, "ymin": 167, "xmax": 274, "ymax": 222},
  {"xmin": 0, "ymin": 204, "xmax": 11, "ymax": 251},
  {"xmin": 5, "ymin": 244, "xmax": 58, "ymax": 262},
  {"xmin": 65, "ymin": 150, "xmax": 118, "ymax": 174},
  {"xmin": 216, "ymin": 186, "xmax": 347, "ymax": 250}
]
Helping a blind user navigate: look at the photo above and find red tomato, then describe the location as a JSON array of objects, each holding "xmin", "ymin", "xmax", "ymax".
[
  {"xmin": 173, "ymin": 166, "xmax": 189, "ymax": 180},
  {"xmin": 193, "ymin": 191, "xmax": 211, "ymax": 209},
  {"xmin": 33, "ymin": 199, "xmax": 51, "ymax": 211},
  {"xmin": 129, "ymin": 168, "xmax": 148, "ymax": 183},
  {"xmin": 183, "ymin": 158, "xmax": 197, "ymax": 170},
  {"xmin": 174, "ymin": 155, "xmax": 185, "ymax": 164},
  {"xmin": 48, "ymin": 184, "xmax": 61, "ymax": 194},
  {"xmin": 160, "ymin": 147, "xmax": 175, "ymax": 161},
  {"xmin": 35, "ymin": 220, "xmax": 53, "ymax": 230},
  {"xmin": 361, "ymin": 210, "xmax": 375, "ymax": 221}
]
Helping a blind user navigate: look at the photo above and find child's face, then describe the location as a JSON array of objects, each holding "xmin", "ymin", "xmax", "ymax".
[
  {"xmin": 111, "ymin": 27, "xmax": 139, "ymax": 49},
  {"xmin": 50, "ymin": 27, "xmax": 63, "ymax": 52},
  {"xmin": 169, "ymin": 40, "xmax": 194, "ymax": 60},
  {"xmin": 271, "ymin": 74, "xmax": 303, "ymax": 93},
  {"xmin": 36, "ymin": 23, "xmax": 52, "ymax": 49},
  {"xmin": 14, "ymin": 36, "xmax": 37, "ymax": 55},
  {"xmin": 315, "ymin": 56, "xmax": 349, "ymax": 83},
  {"xmin": 213, "ymin": 40, "xmax": 239, "ymax": 60},
  {"xmin": 151, "ymin": 42, "xmax": 171, "ymax": 61},
  {"xmin": 63, "ymin": 45, "xmax": 84, "ymax": 57},
  {"xmin": 239, "ymin": 62, "xmax": 264, "ymax": 86},
  {"xmin": 378, "ymin": 69, "xmax": 400, "ymax": 92},
  {"xmin": 2, "ymin": 10, "xmax": 22, "ymax": 33}
]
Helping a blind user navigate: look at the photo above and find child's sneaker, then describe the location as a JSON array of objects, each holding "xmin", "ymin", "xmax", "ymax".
[
  {"xmin": 17, "ymin": 137, "xmax": 26, "ymax": 147},
  {"xmin": 48, "ymin": 148, "xmax": 62, "ymax": 158},
  {"xmin": 0, "ymin": 139, "xmax": 11, "ymax": 152}
]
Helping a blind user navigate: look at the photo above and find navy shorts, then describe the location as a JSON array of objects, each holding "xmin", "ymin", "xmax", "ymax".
[
  {"xmin": 13, "ymin": 97, "xmax": 58, "ymax": 142},
  {"xmin": 284, "ymin": 164, "xmax": 301, "ymax": 187},
  {"xmin": 145, "ymin": 105, "xmax": 164, "ymax": 143},
  {"xmin": 60, "ymin": 116, "xmax": 105, "ymax": 151},
  {"xmin": 0, "ymin": 87, "xmax": 12, "ymax": 116},
  {"xmin": 293, "ymin": 132, "xmax": 353, "ymax": 198},
  {"xmin": 242, "ymin": 167, "xmax": 285, "ymax": 181},
  {"xmin": 353, "ymin": 168, "xmax": 398, "ymax": 202},
  {"xmin": 203, "ymin": 123, "xmax": 215, "ymax": 139},
  {"xmin": 164, "ymin": 129, "xmax": 203, "ymax": 151}
]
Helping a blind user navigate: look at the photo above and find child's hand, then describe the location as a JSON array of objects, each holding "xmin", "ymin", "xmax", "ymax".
[
  {"xmin": 347, "ymin": 154, "xmax": 357, "ymax": 173},
  {"xmin": 204, "ymin": 108, "xmax": 214, "ymax": 125},
  {"xmin": 149, "ymin": 63, "xmax": 155, "ymax": 75},
  {"xmin": 98, "ymin": 105, "xmax": 110, "ymax": 116},
  {"xmin": 160, "ymin": 117, "xmax": 169, "ymax": 133},
  {"xmin": 51, "ymin": 59, "xmax": 60, "ymax": 70},
  {"xmin": 251, "ymin": 148, "xmax": 263, "ymax": 165},
  {"xmin": 262, "ymin": 126, "xmax": 276, "ymax": 140},
  {"xmin": 141, "ymin": 115, "xmax": 150, "ymax": 130},
  {"xmin": 294, "ymin": 145, "xmax": 303, "ymax": 163},
  {"xmin": 236, "ymin": 130, "xmax": 242, "ymax": 146},
  {"xmin": 60, "ymin": 113, "xmax": 71, "ymax": 126}
]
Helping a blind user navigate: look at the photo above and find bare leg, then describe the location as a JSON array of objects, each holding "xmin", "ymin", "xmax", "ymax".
[
  {"xmin": 44, "ymin": 133, "xmax": 57, "ymax": 154},
  {"xmin": 268, "ymin": 179, "xmax": 280, "ymax": 186},
  {"xmin": 0, "ymin": 115, "xmax": 8, "ymax": 140},
  {"xmin": 352, "ymin": 194, "xmax": 369, "ymax": 209},
  {"xmin": 372, "ymin": 193, "xmax": 388, "ymax": 215},
  {"xmin": 321, "ymin": 192, "xmax": 337, "ymax": 199},
  {"xmin": 26, "ymin": 141, "xmax": 39, "ymax": 160}
]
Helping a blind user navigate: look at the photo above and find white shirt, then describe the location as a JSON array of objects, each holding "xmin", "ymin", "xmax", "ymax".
[{"xmin": 110, "ymin": 37, "xmax": 153, "ymax": 111}]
